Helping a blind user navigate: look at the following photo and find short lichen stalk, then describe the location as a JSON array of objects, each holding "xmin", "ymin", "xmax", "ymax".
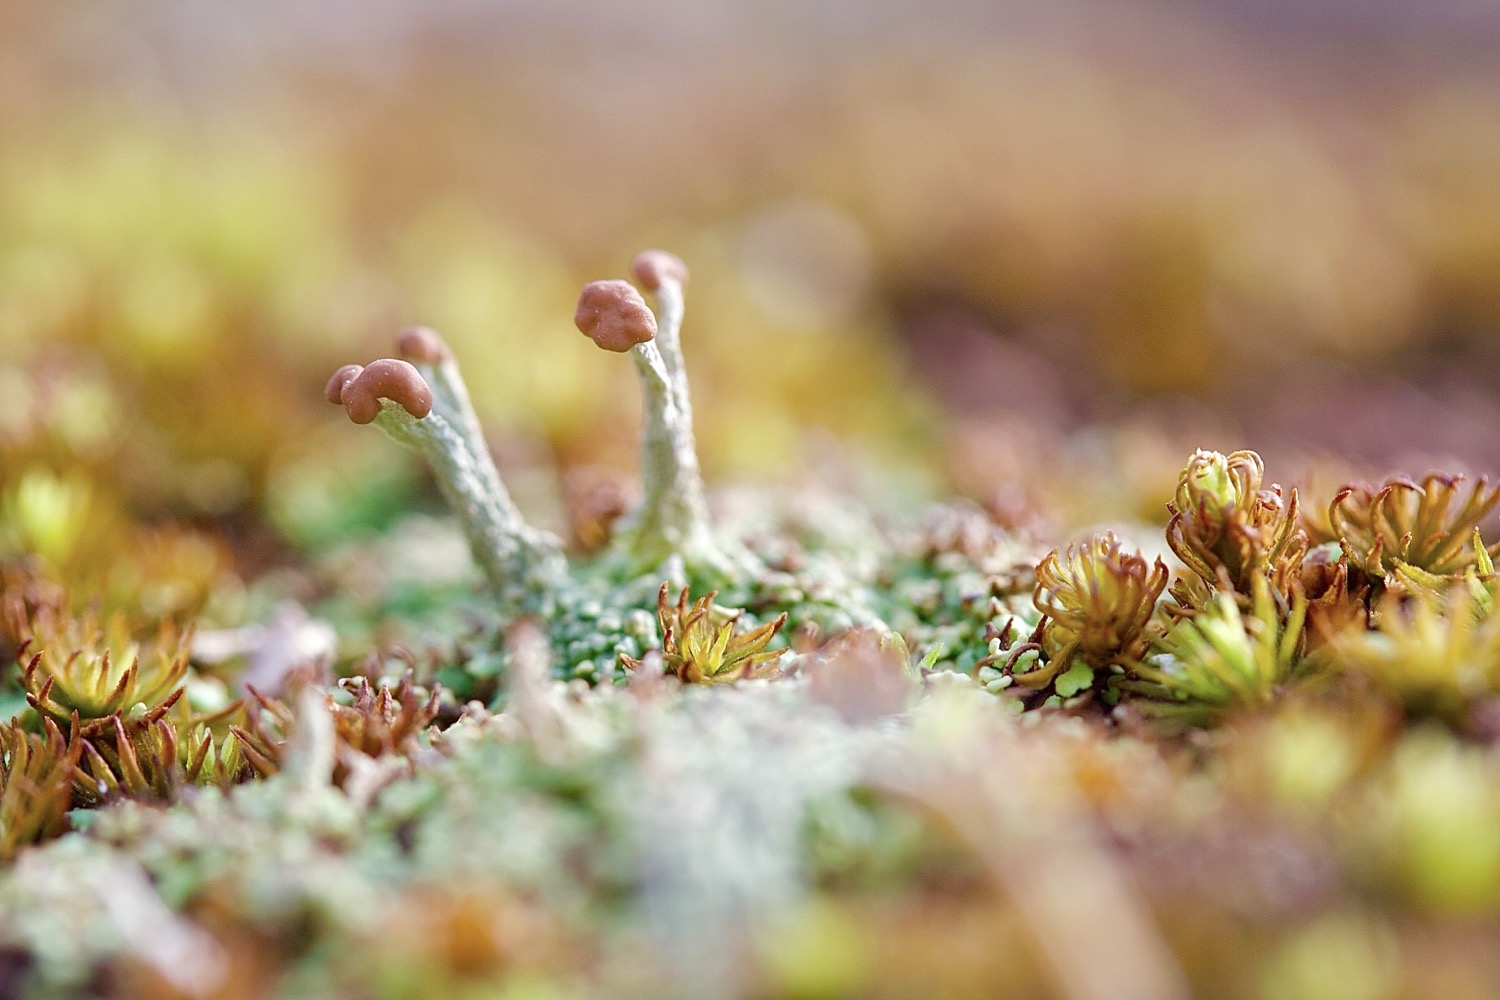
[
  {"xmin": 575, "ymin": 253, "xmax": 749, "ymax": 579},
  {"xmin": 326, "ymin": 352, "xmax": 567, "ymax": 617}
]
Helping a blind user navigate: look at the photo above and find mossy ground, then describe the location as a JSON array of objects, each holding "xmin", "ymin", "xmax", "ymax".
[{"xmin": 7, "ymin": 445, "xmax": 1500, "ymax": 1000}]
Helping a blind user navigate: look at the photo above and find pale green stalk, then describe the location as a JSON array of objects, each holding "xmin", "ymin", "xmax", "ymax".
[{"xmin": 371, "ymin": 399, "xmax": 565, "ymax": 616}]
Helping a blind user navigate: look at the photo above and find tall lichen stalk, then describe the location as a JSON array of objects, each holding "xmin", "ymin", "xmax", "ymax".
[
  {"xmin": 326, "ymin": 342, "xmax": 568, "ymax": 617},
  {"xmin": 622, "ymin": 259, "xmax": 716, "ymax": 571},
  {"xmin": 574, "ymin": 252, "xmax": 748, "ymax": 578}
]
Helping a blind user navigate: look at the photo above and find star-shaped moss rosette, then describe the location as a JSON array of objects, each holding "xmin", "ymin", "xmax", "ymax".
[
  {"xmin": 1329, "ymin": 473, "xmax": 1500, "ymax": 584},
  {"xmin": 621, "ymin": 583, "xmax": 788, "ymax": 684},
  {"xmin": 1020, "ymin": 531, "xmax": 1168, "ymax": 693},
  {"xmin": 327, "ymin": 673, "xmax": 440, "ymax": 761},
  {"xmin": 220, "ymin": 674, "xmax": 440, "ymax": 789},
  {"xmin": 1296, "ymin": 539, "xmax": 1372, "ymax": 646},
  {"xmin": 71, "ymin": 701, "xmax": 262, "ymax": 806},
  {"xmin": 16, "ymin": 609, "xmax": 188, "ymax": 735},
  {"xmin": 1129, "ymin": 577, "xmax": 1308, "ymax": 725},
  {"xmin": 74, "ymin": 714, "xmax": 189, "ymax": 805},
  {"xmin": 1166, "ymin": 449, "xmax": 1307, "ymax": 610},
  {"xmin": 1324, "ymin": 579, "xmax": 1500, "ymax": 726},
  {"xmin": 0, "ymin": 718, "xmax": 80, "ymax": 861}
]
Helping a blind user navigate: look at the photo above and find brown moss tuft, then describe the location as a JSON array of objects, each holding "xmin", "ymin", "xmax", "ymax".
[
  {"xmin": 1330, "ymin": 473, "xmax": 1500, "ymax": 581},
  {"xmin": 0, "ymin": 719, "xmax": 81, "ymax": 859},
  {"xmin": 1035, "ymin": 531, "xmax": 1168, "ymax": 666},
  {"xmin": 228, "ymin": 673, "xmax": 440, "ymax": 788}
]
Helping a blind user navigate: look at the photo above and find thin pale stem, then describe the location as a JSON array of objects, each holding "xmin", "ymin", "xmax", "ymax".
[
  {"xmin": 651, "ymin": 279, "xmax": 689, "ymax": 394},
  {"xmin": 371, "ymin": 401, "xmax": 566, "ymax": 616},
  {"xmin": 409, "ymin": 355, "xmax": 552, "ymax": 560},
  {"xmin": 623, "ymin": 340, "xmax": 715, "ymax": 568}
]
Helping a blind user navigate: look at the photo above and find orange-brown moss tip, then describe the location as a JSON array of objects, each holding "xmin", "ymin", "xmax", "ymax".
[
  {"xmin": 574, "ymin": 279, "xmax": 657, "ymax": 352},
  {"xmin": 325, "ymin": 364, "xmax": 364, "ymax": 405},
  {"xmin": 1035, "ymin": 531, "xmax": 1169, "ymax": 665},
  {"xmin": 395, "ymin": 326, "xmax": 452, "ymax": 364},
  {"xmin": 630, "ymin": 250, "xmax": 689, "ymax": 292},
  {"xmin": 340, "ymin": 359, "xmax": 434, "ymax": 425}
]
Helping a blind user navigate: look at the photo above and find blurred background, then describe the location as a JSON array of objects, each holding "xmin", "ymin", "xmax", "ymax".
[{"xmin": 3, "ymin": 0, "xmax": 1500, "ymax": 586}]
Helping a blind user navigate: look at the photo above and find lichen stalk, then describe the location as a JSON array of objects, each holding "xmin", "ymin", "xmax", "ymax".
[
  {"xmin": 370, "ymin": 400, "xmax": 564, "ymax": 616},
  {"xmin": 625, "ymin": 337, "xmax": 717, "ymax": 570},
  {"xmin": 396, "ymin": 328, "xmax": 492, "ymax": 484},
  {"xmin": 573, "ymin": 270, "xmax": 734, "ymax": 576},
  {"xmin": 328, "ymin": 358, "xmax": 566, "ymax": 617},
  {"xmin": 628, "ymin": 259, "xmax": 720, "ymax": 567},
  {"xmin": 395, "ymin": 328, "xmax": 568, "ymax": 599}
]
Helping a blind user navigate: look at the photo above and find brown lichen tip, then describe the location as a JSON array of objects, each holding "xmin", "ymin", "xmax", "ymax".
[
  {"xmin": 338, "ymin": 359, "xmax": 434, "ymax": 425},
  {"xmin": 325, "ymin": 364, "xmax": 364, "ymax": 405},
  {"xmin": 575, "ymin": 279, "xmax": 658, "ymax": 352},
  {"xmin": 630, "ymin": 250, "xmax": 689, "ymax": 292},
  {"xmin": 395, "ymin": 326, "xmax": 452, "ymax": 365}
]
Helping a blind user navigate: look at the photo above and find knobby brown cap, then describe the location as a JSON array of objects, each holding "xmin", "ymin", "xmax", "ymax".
[
  {"xmin": 630, "ymin": 250, "xmax": 689, "ymax": 292},
  {"xmin": 575, "ymin": 279, "xmax": 657, "ymax": 353},
  {"xmin": 325, "ymin": 364, "xmax": 365, "ymax": 404},
  {"xmin": 395, "ymin": 326, "xmax": 452, "ymax": 364},
  {"xmin": 328, "ymin": 359, "xmax": 434, "ymax": 424}
]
